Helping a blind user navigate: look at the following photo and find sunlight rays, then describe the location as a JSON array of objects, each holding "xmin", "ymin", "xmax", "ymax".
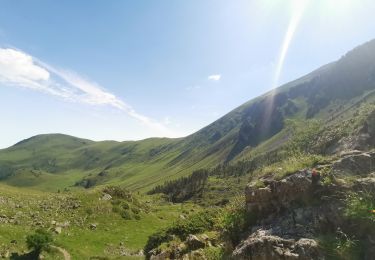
[
  {"xmin": 261, "ymin": 0, "xmax": 309, "ymax": 135},
  {"xmin": 273, "ymin": 0, "xmax": 310, "ymax": 89}
]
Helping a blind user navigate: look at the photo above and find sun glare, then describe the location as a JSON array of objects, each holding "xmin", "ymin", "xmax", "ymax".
[{"xmin": 273, "ymin": 0, "xmax": 309, "ymax": 88}]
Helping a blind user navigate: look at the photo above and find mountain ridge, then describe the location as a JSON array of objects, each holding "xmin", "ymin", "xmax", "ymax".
[{"xmin": 1, "ymin": 39, "xmax": 375, "ymax": 191}]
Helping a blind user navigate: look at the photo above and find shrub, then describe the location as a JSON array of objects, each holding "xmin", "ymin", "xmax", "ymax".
[
  {"xmin": 203, "ymin": 246, "xmax": 225, "ymax": 260},
  {"xmin": 85, "ymin": 208, "xmax": 94, "ymax": 215},
  {"xmin": 120, "ymin": 210, "xmax": 132, "ymax": 220},
  {"xmin": 217, "ymin": 196, "xmax": 257, "ymax": 245},
  {"xmin": 103, "ymin": 186, "xmax": 132, "ymax": 200},
  {"xmin": 112, "ymin": 205, "xmax": 121, "ymax": 213},
  {"xmin": 344, "ymin": 192, "xmax": 375, "ymax": 222},
  {"xmin": 122, "ymin": 202, "xmax": 130, "ymax": 210},
  {"xmin": 319, "ymin": 230, "xmax": 362, "ymax": 260},
  {"xmin": 26, "ymin": 229, "xmax": 53, "ymax": 254},
  {"xmin": 144, "ymin": 230, "xmax": 169, "ymax": 257},
  {"xmin": 144, "ymin": 210, "xmax": 217, "ymax": 258},
  {"xmin": 131, "ymin": 207, "xmax": 140, "ymax": 214},
  {"xmin": 111, "ymin": 199, "xmax": 122, "ymax": 206},
  {"xmin": 169, "ymin": 210, "xmax": 216, "ymax": 240}
]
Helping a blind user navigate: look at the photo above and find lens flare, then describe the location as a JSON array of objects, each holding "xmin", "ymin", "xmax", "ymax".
[
  {"xmin": 261, "ymin": 0, "xmax": 309, "ymax": 136},
  {"xmin": 273, "ymin": 0, "xmax": 310, "ymax": 88}
]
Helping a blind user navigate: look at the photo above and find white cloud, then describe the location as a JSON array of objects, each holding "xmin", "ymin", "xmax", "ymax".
[
  {"xmin": 0, "ymin": 48, "xmax": 50, "ymax": 90},
  {"xmin": 208, "ymin": 74, "xmax": 221, "ymax": 81},
  {"xmin": 0, "ymin": 47, "xmax": 174, "ymax": 136}
]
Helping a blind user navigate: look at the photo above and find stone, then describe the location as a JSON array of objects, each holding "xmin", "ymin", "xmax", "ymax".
[
  {"xmin": 332, "ymin": 152, "xmax": 375, "ymax": 176},
  {"xmin": 245, "ymin": 171, "xmax": 313, "ymax": 215},
  {"xmin": 89, "ymin": 223, "xmax": 97, "ymax": 230},
  {"xmin": 185, "ymin": 234, "xmax": 206, "ymax": 250},
  {"xmin": 101, "ymin": 193, "xmax": 112, "ymax": 201},
  {"xmin": 3, "ymin": 250, "xmax": 10, "ymax": 258},
  {"xmin": 232, "ymin": 230, "xmax": 324, "ymax": 260},
  {"xmin": 53, "ymin": 226, "xmax": 62, "ymax": 234},
  {"xmin": 150, "ymin": 249, "xmax": 171, "ymax": 260},
  {"xmin": 353, "ymin": 177, "xmax": 375, "ymax": 192}
]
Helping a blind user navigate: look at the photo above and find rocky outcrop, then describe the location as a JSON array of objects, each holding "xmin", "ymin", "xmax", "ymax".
[
  {"xmin": 233, "ymin": 230, "xmax": 324, "ymax": 260},
  {"xmin": 240, "ymin": 151, "xmax": 375, "ymax": 260},
  {"xmin": 240, "ymin": 171, "xmax": 335, "ymax": 259},
  {"xmin": 353, "ymin": 175, "xmax": 375, "ymax": 192},
  {"xmin": 357, "ymin": 109, "xmax": 375, "ymax": 149},
  {"xmin": 245, "ymin": 171, "xmax": 314, "ymax": 215},
  {"xmin": 149, "ymin": 234, "xmax": 212, "ymax": 260},
  {"xmin": 186, "ymin": 234, "xmax": 206, "ymax": 250},
  {"xmin": 332, "ymin": 151, "xmax": 375, "ymax": 176}
]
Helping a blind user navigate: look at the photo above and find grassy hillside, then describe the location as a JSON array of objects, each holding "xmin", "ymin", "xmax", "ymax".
[
  {"xmin": 1, "ymin": 39, "xmax": 375, "ymax": 259},
  {"xmin": 0, "ymin": 183, "xmax": 203, "ymax": 259},
  {"xmin": 1, "ymin": 39, "xmax": 375, "ymax": 193}
]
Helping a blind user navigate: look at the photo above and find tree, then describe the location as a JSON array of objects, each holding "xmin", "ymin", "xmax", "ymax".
[{"xmin": 26, "ymin": 229, "xmax": 53, "ymax": 254}]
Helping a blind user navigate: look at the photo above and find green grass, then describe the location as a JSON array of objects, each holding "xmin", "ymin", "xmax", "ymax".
[
  {"xmin": 253, "ymin": 152, "xmax": 326, "ymax": 180},
  {"xmin": 0, "ymin": 183, "xmax": 201, "ymax": 259},
  {"xmin": 344, "ymin": 192, "xmax": 375, "ymax": 223}
]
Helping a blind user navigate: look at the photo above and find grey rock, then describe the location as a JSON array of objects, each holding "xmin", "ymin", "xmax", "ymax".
[
  {"xmin": 233, "ymin": 230, "xmax": 324, "ymax": 260},
  {"xmin": 186, "ymin": 234, "xmax": 206, "ymax": 250},
  {"xmin": 89, "ymin": 223, "xmax": 97, "ymax": 230},
  {"xmin": 332, "ymin": 152, "xmax": 375, "ymax": 176}
]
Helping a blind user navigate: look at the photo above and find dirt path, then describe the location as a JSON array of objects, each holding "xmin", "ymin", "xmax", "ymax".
[{"xmin": 51, "ymin": 245, "xmax": 71, "ymax": 260}]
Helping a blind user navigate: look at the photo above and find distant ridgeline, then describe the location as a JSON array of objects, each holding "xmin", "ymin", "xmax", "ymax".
[{"xmin": 0, "ymin": 40, "xmax": 375, "ymax": 191}]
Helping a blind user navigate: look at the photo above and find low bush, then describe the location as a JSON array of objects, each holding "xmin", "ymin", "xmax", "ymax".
[
  {"xmin": 26, "ymin": 229, "xmax": 53, "ymax": 254},
  {"xmin": 144, "ymin": 210, "xmax": 217, "ymax": 258},
  {"xmin": 217, "ymin": 196, "xmax": 257, "ymax": 245},
  {"xmin": 344, "ymin": 191, "xmax": 375, "ymax": 223},
  {"xmin": 120, "ymin": 210, "xmax": 132, "ymax": 220}
]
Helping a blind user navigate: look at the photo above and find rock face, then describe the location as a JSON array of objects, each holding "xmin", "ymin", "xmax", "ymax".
[
  {"xmin": 332, "ymin": 151, "xmax": 375, "ymax": 176},
  {"xmin": 240, "ymin": 151, "xmax": 375, "ymax": 260},
  {"xmin": 241, "ymin": 171, "xmax": 328, "ymax": 259},
  {"xmin": 358, "ymin": 110, "xmax": 375, "ymax": 149},
  {"xmin": 354, "ymin": 175, "xmax": 375, "ymax": 192},
  {"xmin": 245, "ymin": 171, "xmax": 313, "ymax": 215},
  {"xmin": 233, "ymin": 230, "xmax": 324, "ymax": 260}
]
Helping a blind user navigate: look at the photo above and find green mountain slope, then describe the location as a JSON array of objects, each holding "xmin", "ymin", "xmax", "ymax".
[{"xmin": 1, "ymin": 39, "xmax": 375, "ymax": 192}]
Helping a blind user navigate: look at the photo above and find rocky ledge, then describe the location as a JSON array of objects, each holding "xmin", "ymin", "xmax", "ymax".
[{"xmin": 236, "ymin": 150, "xmax": 375, "ymax": 259}]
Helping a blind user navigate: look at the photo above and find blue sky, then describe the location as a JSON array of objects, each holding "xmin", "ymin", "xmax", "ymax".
[{"xmin": 0, "ymin": 0, "xmax": 374, "ymax": 148}]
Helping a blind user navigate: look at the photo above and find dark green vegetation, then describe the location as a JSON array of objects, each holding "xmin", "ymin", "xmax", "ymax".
[
  {"xmin": 1, "ymin": 39, "xmax": 375, "ymax": 259},
  {"xmin": 147, "ymin": 169, "xmax": 209, "ymax": 202},
  {"xmin": 26, "ymin": 229, "xmax": 53, "ymax": 255}
]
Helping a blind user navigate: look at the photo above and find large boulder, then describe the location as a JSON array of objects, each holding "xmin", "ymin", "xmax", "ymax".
[
  {"xmin": 232, "ymin": 230, "xmax": 324, "ymax": 260},
  {"xmin": 332, "ymin": 152, "xmax": 375, "ymax": 176},
  {"xmin": 245, "ymin": 171, "xmax": 313, "ymax": 215}
]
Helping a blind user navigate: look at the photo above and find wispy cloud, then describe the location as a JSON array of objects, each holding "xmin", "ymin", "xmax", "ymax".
[
  {"xmin": 0, "ymin": 47, "xmax": 174, "ymax": 136},
  {"xmin": 208, "ymin": 74, "xmax": 221, "ymax": 81}
]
